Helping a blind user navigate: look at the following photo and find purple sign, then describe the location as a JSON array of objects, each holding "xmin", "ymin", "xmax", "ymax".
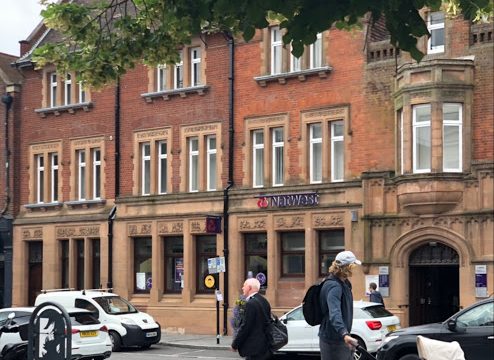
[{"xmin": 256, "ymin": 272, "xmax": 267, "ymax": 285}]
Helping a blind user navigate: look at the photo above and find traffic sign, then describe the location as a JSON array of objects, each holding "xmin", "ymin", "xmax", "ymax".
[{"xmin": 204, "ymin": 274, "xmax": 216, "ymax": 289}]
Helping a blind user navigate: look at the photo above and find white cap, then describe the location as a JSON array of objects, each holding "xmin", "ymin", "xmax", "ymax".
[{"xmin": 335, "ymin": 251, "xmax": 362, "ymax": 266}]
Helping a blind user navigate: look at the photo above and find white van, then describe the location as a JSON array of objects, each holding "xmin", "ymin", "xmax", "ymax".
[{"xmin": 35, "ymin": 290, "xmax": 161, "ymax": 351}]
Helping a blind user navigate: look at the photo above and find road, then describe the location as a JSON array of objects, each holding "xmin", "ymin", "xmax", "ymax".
[{"xmin": 110, "ymin": 345, "xmax": 319, "ymax": 359}]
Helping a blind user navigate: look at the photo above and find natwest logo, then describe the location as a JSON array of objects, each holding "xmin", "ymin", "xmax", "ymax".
[{"xmin": 255, "ymin": 192, "xmax": 319, "ymax": 209}]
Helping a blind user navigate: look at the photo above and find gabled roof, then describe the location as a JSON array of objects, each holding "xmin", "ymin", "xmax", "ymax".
[{"xmin": 0, "ymin": 53, "xmax": 22, "ymax": 84}]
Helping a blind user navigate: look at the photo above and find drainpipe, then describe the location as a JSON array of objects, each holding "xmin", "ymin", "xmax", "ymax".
[
  {"xmin": 222, "ymin": 31, "xmax": 235, "ymax": 335},
  {"xmin": 1, "ymin": 91, "xmax": 13, "ymax": 307},
  {"xmin": 108, "ymin": 78, "xmax": 121, "ymax": 289}
]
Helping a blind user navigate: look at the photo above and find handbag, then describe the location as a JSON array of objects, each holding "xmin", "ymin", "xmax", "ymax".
[{"xmin": 253, "ymin": 297, "xmax": 289, "ymax": 351}]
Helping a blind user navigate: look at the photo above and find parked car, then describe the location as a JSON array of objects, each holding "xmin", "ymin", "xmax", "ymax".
[
  {"xmin": 278, "ymin": 301, "xmax": 401, "ymax": 359},
  {"xmin": 35, "ymin": 290, "xmax": 161, "ymax": 351},
  {"xmin": 0, "ymin": 307, "xmax": 112, "ymax": 360},
  {"xmin": 376, "ymin": 296, "xmax": 494, "ymax": 360}
]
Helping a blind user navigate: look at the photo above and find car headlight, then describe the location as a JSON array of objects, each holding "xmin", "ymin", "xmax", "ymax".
[
  {"xmin": 121, "ymin": 317, "xmax": 136, "ymax": 325},
  {"xmin": 382, "ymin": 335, "xmax": 399, "ymax": 345}
]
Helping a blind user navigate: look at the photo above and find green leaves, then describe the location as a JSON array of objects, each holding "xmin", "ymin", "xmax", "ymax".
[{"xmin": 33, "ymin": 0, "xmax": 493, "ymax": 87}]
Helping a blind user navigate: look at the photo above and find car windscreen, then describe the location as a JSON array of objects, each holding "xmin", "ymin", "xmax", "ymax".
[
  {"xmin": 93, "ymin": 296, "xmax": 138, "ymax": 315},
  {"xmin": 360, "ymin": 305, "xmax": 395, "ymax": 318},
  {"xmin": 69, "ymin": 312, "xmax": 100, "ymax": 326}
]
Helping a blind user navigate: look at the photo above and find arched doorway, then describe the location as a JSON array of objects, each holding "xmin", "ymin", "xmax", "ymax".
[{"xmin": 408, "ymin": 242, "xmax": 459, "ymax": 326}]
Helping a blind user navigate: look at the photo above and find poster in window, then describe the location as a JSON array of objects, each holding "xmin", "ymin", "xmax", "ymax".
[
  {"xmin": 136, "ymin": 272, "xmax": 146, "ymax": 290},
  {"xmin": 175, "ymin": 258, "xmax": 184, "ymax": 283}
]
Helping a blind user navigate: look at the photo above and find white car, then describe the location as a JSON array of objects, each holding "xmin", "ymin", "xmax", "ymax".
[
  {"xmin": 0, "ymin": 307, "xmax": 112, "ymax": 360},
  {"xmin": 278, "ymin": 301, "xmax": 401, "ymax": 359}
]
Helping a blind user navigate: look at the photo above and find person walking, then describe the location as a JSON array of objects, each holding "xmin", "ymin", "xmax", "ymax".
[
  {"xmin": 369, "ymin": 282, "xmax": 385, "ymax": 306},
  {"xmin": 231, "ymin": 278, "xmax": 272, "ymax": 360},
  {"xmin": 319, "ymin": 250, "xmax": 361, "ymax": 360}
]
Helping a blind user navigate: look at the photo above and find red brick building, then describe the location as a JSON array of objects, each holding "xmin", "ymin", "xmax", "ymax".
[{"xmin": 7, "ymin": 9, "xmax": 494, "ymax": 335}]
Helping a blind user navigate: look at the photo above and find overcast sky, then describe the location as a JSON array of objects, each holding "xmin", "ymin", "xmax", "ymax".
[{"xmin": 0, "ymin": 0, "xmax": 46, "ymax": 56}]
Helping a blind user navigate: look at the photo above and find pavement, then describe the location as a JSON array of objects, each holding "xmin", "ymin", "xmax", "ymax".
[{"xmin": 160, "ymin": 331, "xmax": 233, "ymax": 350}]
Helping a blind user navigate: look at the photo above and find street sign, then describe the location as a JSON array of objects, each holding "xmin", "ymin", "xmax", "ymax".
[{"xmin": 208, "ymin": 256, "xmax": 226, "ymax": 274}]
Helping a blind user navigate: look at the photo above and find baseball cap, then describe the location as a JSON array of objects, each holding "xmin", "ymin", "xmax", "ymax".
[{"xmin": 335, "ymin": 251, "xmax": 362, "ymax": 266}]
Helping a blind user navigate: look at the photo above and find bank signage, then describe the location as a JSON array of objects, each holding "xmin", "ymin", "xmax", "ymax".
[{"xmin": 256, "ymin": 192, "xmax": 319, "ymax": 208}]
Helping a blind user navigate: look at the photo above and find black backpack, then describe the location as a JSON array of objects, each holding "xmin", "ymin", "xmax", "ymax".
[{"xmin": 302, "ymin": 277, "xmax": 329, "ymax": 326}]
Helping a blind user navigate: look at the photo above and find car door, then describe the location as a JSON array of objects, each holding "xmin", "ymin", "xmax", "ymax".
[
  {"xmin": 283, "ymin": 307, "xmax": 317, "ymax": 351},
  {"xmin": 439, "ymin": 301, "xmax": 494, "ymax": 360}
]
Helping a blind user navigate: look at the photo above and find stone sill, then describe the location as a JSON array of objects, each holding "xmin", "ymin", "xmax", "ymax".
[
  {"xmin": 65, "ymin": 199, "xmax": 107, "ymax": 209},
  {"xmin": 141, "ymin": 85, "xmax": 209, "ymax": 102},
  {"xmin": 35, "ymin": 102, "xmax": 93, "ymax": 117},
  {"xmin": 254, "ymin": 66, "xmax": 332, "ymax": 87},
  {"xmin": 24, "ymin": 202, "xmax": 63, "ymax": 211}
]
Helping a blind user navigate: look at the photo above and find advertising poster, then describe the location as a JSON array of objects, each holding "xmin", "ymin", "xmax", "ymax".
[
  {"xmin": 175, "ymin": 258, "xmax": 184, "ymax": 283},
  {"xmin": 475, "ymin": 265, "xmax": 488, "ymax": 298},
  {"xmin": 136, "ymin": 272, "xmax": 146, "ymax": 290}
]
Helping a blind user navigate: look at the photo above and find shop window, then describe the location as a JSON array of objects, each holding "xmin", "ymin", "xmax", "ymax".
[
  {"xmin": 28, "ymin": 242, "xmax": 43, "ymax": 306},
  {"xmin": 76, "ymin": 239, "xmax": 85, "ymax": 290},
  {"xmin": 427, "ymin": 11, "xmax": 445, "ymax": 54},
  {"xmin": 60, "ymin": 240, "xmax": 69, "ymax": 289},
  {"xmin": 91, "ymin": 239, "xmax": 101, "ymax": 289},
  {"xmin": 164, "ymin": 236, "xmax": 184, "ymax": 293},
  {"xmin": 244, "ymin": 233, "xmax": 268, "ymax": 290},
  {"xmin": 134, "ymin": 237, "xmax": 152, "ymax": 294},
  {"xmin": 319, "ymin": 230, "xmax": 345, "ymax": 276},
  {"xmin": 281, "ymin": 232, "xmax": 305, "ymax": 277},
  {"xmin": 196, "ymin": 235, "xmax": 216, "ymax": 293},
  {"xmin": 251, "ymin": 127, "xmax": 286, "ymax": 188}
]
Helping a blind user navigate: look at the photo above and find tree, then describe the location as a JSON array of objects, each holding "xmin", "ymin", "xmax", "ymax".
[{"xmin": 34, "ymin": 0, "xmax": 493, "ymax": 88}]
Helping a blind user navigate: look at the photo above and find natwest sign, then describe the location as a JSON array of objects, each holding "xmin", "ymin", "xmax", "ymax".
[{"xmin": 256, "ymin": 192, "xmax": 319, "ymax": 208}]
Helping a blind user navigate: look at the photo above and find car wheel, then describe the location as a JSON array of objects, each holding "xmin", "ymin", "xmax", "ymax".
[
  {"xmin": 398, "ymin": 354, "xmax": 420, "ymax": 360},
  {"xmin": 109, "ymin": 331, "xmax": 122, "ymax": 352},
  {"xmin": 352, "ymin": 338, "xmax": 366, "ymax": 360}
]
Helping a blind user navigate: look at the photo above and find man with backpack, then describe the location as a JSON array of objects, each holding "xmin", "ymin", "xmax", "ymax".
[
  {"xmin": 368, "ymin": 282, "xmax": 385, "ymax": 306},
  {"xmin": 318, "ymin": 251, "xmax": 361, "ymax": 360}
]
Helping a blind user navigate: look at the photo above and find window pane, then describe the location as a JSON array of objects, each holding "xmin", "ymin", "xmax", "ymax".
[
  {"xmin": 430, "ymin": 11, "xmax": 445, "ymax": 25},
  {"xmin": 61, "ymin": 240, "xmax": 69, "ymax": 289},
  {"xmin": 333, "ymin": 140, "xmax": 344, "ymax": 181},
  {"xmin": 281, "ymin": 232, "xmax": 305, "ymax": 276},
  {"xmin": 245, "ymin": 233, "xmax": 268, "ymax": 290},
  {"xmin": 92, "ymin": 239, "xmax": 100, "ymax": 289},
  {"xmin": 165, "ymin": 236, "xmax": 184, "ymax": 293},
  {"xmin": 415, "ymin": 106, "xmax": 431, "ymax": 122},
  {"xmin": 416, "ymin": 126, "xmax": 431, "ymax": 170},
  {"xmin": 197, "ymin": 236, "xmax": 216, "ymax": 293},
  {"xmin": 76, "ymin": 240, "xmax": 84, "ymax": 290},
  {"xmin": 444, "ymin": 104, "xmax": 460, "ymax": 121},
  {"xmin": 443, "ymin": 125, "xmax": 460, "ymax": 170},
  {"xmin": 319, "ymin": 230, "xmax": 344, "ymax": 276},
  {"xmin": 190, "ymin": 138, "xmax": 199, "ymax": 192},
  {"xmin": 431, "ymin": 28, "xmax": 444, "ymax": 48},
  {"xmin": 134, "ymin": 237, "xmax": 152, "ymax": 293}
]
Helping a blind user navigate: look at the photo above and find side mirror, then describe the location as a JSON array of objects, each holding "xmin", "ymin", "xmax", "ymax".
[
  {"xmin": 282, "ymin": 318, "xmax": 288, "ymax": 324},
  {"xmin": 447, "ymin": 318, "xmax": 466, "ymax": 333}
]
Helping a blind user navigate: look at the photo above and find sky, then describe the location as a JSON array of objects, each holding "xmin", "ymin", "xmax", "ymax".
[{"xmin": 0, "ymin": 0, "xmax": 47, "ymax": 56}]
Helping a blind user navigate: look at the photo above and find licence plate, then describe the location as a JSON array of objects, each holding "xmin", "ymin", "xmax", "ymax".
[
  {"xmin": 387, "ymin": 325, "xmax": 397, "ymax": 332},
  {"xmin": 146, "ymin": 331, "xmax": 158, "ymax": 338},
  {"xmin": 80, "ymin": 330, "xmax": 98, "ymax": 337}
]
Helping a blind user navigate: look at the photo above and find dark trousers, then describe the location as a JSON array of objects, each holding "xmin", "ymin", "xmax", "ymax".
[
  {"xmin": 246, "ymin": 350, "xmax": 272, "ymax": 360},
  {"xmin": 319, "ymin": 338, "xmax": 353, "ymax": 360}
]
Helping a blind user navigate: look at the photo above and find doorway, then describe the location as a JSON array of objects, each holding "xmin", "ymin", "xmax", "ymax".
[
  {"xmin": 28, "ymin": 241, "xmax": 43, "ymax": 306},
  {"xmin": 408, "ymin": 242, "xmax": 459, "ymax": 326}
]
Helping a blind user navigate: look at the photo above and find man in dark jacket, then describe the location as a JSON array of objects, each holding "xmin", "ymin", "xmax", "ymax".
[
  {"xmin": 231, "ymin": 278, "xmax": 272, "ymax": 360},
  {"xmin": 319, "ymin": 250, "xmax": 361, "ymax": 360},
  {"xmin": 369, "ymin": 282, "xmax": 385, "ymax": 306}
]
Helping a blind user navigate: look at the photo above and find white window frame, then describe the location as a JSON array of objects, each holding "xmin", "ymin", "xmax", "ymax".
[
  {"xmin": 331, "ymin": 121, "xmax": 344, "ymax": 182},
  {"xmin": 413, "ymin": 104, "xmax": 432, "ymax": 173},
  {"xmin": 93, "ymin": 149, "xmax": 101, "ymax": 199},
  {"xmin": 78, "ymin": 81, "xmax": 86, "ymax": 103},
  {"xmin": 253, "ymin": 130, "xmax": 265, "ymax": 188},
  {"xmin": 310, "ymin": 123, "xmax": 322, "ymax": 183},
  {"xmin": 309, "ymin": 33, "xmax": 322, "ymax": 68},
  {"xmin": 270, "ymin": 26, "xmax": 283, "ymax": 75},
  {"xmin": 37, "ymin": 155, "xmax": 45, "ymax": 203},
  {"xmin": 174, "ymin": 50, "xmax": 184, "ymax": 89},
  {"xmin": 206, "ymin": 135, "xmax": 217, "ymax": 191},
  {"xmin": 50, "ymin": 73, "xmax": 57, "ymax": 107},
  {"xmin": 191, "ymin": 47, "xmax": 202, "ymax": 87},
  {"xmin": 158, "ymin": 141, "xmax": 168, "ymax": 194},
  {"xmin": 51, "ymin": 153, "xmax": 58, "ymax": 203},
  {"xmin": 442, "ymin": 103, "xmax": 462, "ymax": 172},
  {"xmin": 272, "ymin": 127, "xmax": 284, "ymax": 186},
  {"xmin": 290, "ymin": 47, "xmax": 302, "ymax": 72},
  {"xmin": 189, "ymin": 137, "xmax": 199, "ymax": 192},
  {"xmin": 77, "ymin": 150, "xmax": 86, "ymax": 200},
  {"xmin": 141, "ymin": 143, "xmax": 151, "ymax": 196},
  {"xmin": 399, "ymin": 109, "xmax": 404, "ymax": 175},
  {"xmin": 427, "ymin": 11, "xmax": 445, "ymax": 54},
  {"xmin": 157, "ymin": 64, "xmax": 167, "ymax": 91},
  {"xmin": 64, "ymin": 73, "xmax": 72, "ymax": 105}
]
